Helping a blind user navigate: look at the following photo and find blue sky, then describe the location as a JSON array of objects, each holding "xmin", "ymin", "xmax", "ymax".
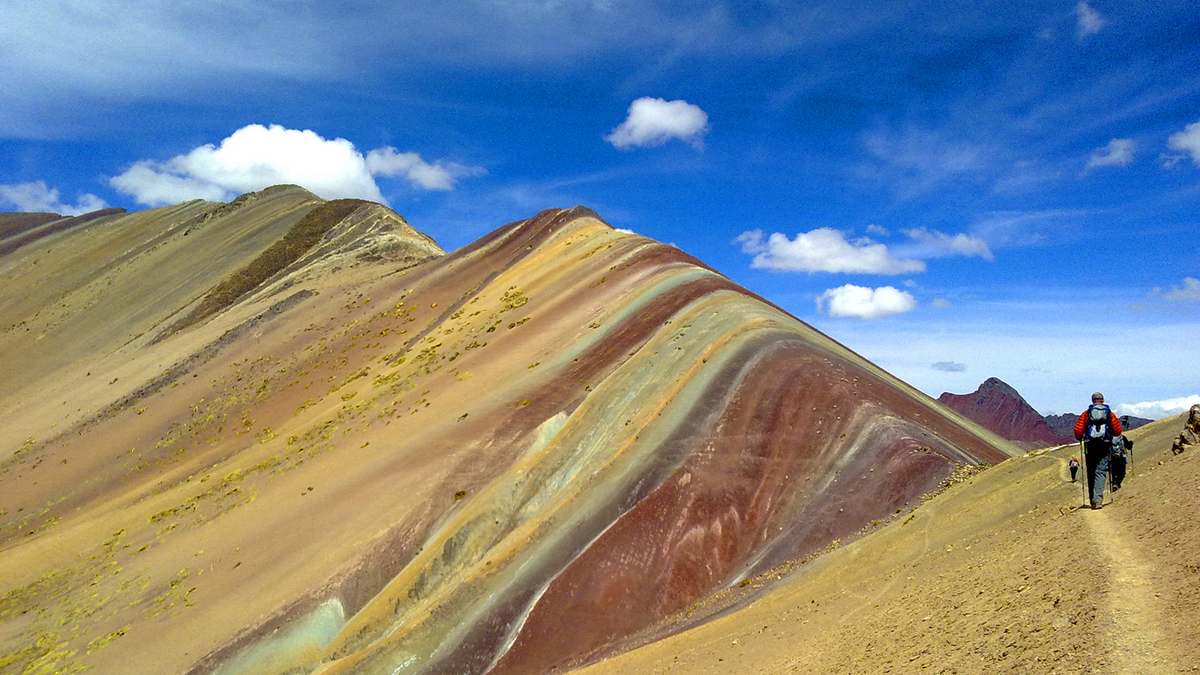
[{"xmin": 2, "ymin": 0, "xmax": 1198, "ymax": 419}]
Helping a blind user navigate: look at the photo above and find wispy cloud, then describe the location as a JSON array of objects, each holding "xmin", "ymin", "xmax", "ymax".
[
  {"xmin": 819, "ymin": 304, "xmax": 1200, "ymax": 416},
  {"xmin": 816, "ymin": 284, "xmax": 916, "ymax": 320},
  {"xmin": 735, "ymin": 228, "xmax": 925, "ymax": 274},
  {"xmin": 1167, "ymin": 120, "xmax": 1200, "ymax": 165},
  {"xmin": 931, "ymin": 361, "xmax": 967, "ymax": 372},
  {"xmin": 1075, "ymin": 1, "xmax": 1109, "ymax": 39},
  {"xmin": 110, "ymin": 124, "xmax": 483, "ymax": 206},
  {"xmin": 7, "ymin": 1, "xmax": 887, "ymax": 137},
  {"xmin": 0, "ymin": 181, "xmax": 108, "ymax": 215},
  {"xmin": 860, "ymin": 128, "xmax": 990, "ymax": 198},
  {"xmin": 366, "ymin": 148, "xmax": 485, "ymax": 191},
  {"xmin": 1155, "ymin": 277, "xmax": 1200, "ymax": 301},
  {"xmin": 0, "ymin": 2, "xmax": 335, "ymax": 136},
  {"xmin": 992, "ymin": 161, "xmax": 1064, "ymax": 194},
  {"xmin": 1084, "ymin": 138, "xmax": 1135, "ymax": 171},
  {"xmin": 606, "ymin": 98, "xmax": 709, "ymax": 150},
  {"xmin": 901, "ymin": 227, "xmax": 994, "ymax": 260},
  {"xmin": 969, "ymin": 209, "xmax": 1083, "ymax": 248}
]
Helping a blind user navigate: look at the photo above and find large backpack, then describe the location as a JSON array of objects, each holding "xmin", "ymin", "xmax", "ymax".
[
  {"xmin": 1086, "ymin": 404, "xmax": 1113, "ymax": 440},
  {"xmin": 1112, "ymin": 433, "xmax": 1133, "ymax": 456}
]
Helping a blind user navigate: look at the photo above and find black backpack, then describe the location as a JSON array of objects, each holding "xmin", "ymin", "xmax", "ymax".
[{"xmin": 1086, "ymin": 404, "xmax": 1113, "ymax": 440}]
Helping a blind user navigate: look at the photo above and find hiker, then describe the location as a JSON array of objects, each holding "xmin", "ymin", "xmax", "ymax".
[
  {"xmin": 1069, "ymin": 456, "xmax": 1079, "ymax": 482},
  {"xmin": 1074, "ymin": 392, "xmax": 1123, "ymax": 509},
  {"xmin": 1110, "ymin": 434, "xmax": 1132, "ymax": 491}
]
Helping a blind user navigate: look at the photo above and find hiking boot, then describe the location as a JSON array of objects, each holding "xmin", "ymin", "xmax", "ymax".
[
  {"xmin": 1112, "ymin": 483, "xmax": 1121, "ymax": 492},
  {"xmin": 1091, "ymin": 501, "xmax": 1102, "ymax": 510}
]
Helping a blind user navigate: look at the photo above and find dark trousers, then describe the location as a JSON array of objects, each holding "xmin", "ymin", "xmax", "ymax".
[
  {"xmin": 1111, "ymin": 451, "xmax": 1127, "ymax": 487},
  {"xmin": 1083, "ymin": 439, "xmax": 1111, "ymax": 503}
]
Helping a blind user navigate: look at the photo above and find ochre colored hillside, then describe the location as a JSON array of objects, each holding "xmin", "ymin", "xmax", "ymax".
[{"xmin": 0, "ymin": 189, "xmax": 1015, "ymax": 675}]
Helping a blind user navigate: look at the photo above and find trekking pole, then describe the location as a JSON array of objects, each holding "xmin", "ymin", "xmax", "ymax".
[{"xmin": 1106, "ymin": 447, "xmax": 1114, "ymax": 505}]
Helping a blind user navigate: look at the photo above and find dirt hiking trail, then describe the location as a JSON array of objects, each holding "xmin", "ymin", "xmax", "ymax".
[
  {"xmin": 576, "ymin": 413, "xmax": 1200, "ymax": 675},
  {"xmin": 1086, "ymin": 509, "xmax": 1175, "ymax": 673}
]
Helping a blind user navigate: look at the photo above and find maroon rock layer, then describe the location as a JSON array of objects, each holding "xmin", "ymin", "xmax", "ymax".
[
  {"xmin": 938, "ymin": 378, "xmax": 1071, "ymax": 447},
  {"xmin": 0, "ymin": 191, "xmax": 1017, "ymax": 675}
]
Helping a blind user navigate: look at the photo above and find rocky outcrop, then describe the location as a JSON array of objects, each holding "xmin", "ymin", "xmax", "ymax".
[
  {"xmin": 1172, "ymin": 404, "xmax": 1200, "ymax": 454},
  {"xmin": 1043, "ymin": 413, "xmax": 1077, "ymax": 440},
  {"xmin": 939, "ymin": 378, "xmax": 1072, "ymax": 447}
]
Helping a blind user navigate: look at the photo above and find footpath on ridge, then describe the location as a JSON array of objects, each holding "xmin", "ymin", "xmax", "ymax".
[
  {"xmin": 1076, "ymin": 414, "xmax": 1200, "ymax": 675},
  {"xmin": 1084, "ymin": 508, "xmax": 1174, "ymax": 673},
  {"xmin": 577, "ymin": 412, "xmax": 1200, "ymax": 675}
]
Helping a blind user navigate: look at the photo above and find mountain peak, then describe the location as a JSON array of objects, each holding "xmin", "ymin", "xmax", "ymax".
[
  {"xmin": 939, "ymin": 379, "xmax": 1072, "ymax": 448},
  {"xmin": 978, "ymin": 377, "xmax": 1021, "ymax": 399}
]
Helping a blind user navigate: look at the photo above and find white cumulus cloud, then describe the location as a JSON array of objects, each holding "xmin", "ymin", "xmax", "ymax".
[
  {"xmin": 1167, "ymin": 120, "xmax": 1200, "ymax": 165},
  {"xmin": 1075, "ymin": 1, "xmax": 1108, "ymax": 38},
  {"xmin": 1118, "ymin": 395, "xmax": 1200, "ymax": 420},
  {"xmin": 110, "ymin": 124, "xmax": 483, "ymax": 207},
  {"xmin": 1085, "ymin": 138, "xmax": 1135, "ymax": 170},
  {"xmin": 0, "ymin": 180, "xmax": 108, "ymax": 216},
  {"xmin": 816, "ymin": 284, "xmax": 917, "ymax": 319},
  {"xmin": 736, "ymin": 228, "xmax": 926, "ymax": 274},
  {"xmin": 606, "ymin": 97, "xmax": 709, "ymax": 150}
]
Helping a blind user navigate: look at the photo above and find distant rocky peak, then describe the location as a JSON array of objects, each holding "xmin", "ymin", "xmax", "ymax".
[
  {"xmin": 939, "ymin": 378, "xmax": 1072, "ymax": 448},
  {"xmin": 977, "ymin": 377, "xmax": 1021, "ymax": 400}
]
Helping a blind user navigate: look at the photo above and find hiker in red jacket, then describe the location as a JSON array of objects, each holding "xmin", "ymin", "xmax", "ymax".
[{"xmin": 1074, "ymin": 392, "xmax": 1123, "ymax": 509}]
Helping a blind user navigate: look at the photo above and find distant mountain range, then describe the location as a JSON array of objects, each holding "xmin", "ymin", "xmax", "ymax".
[{"xmin": 938, "ymin": 377, "xmax": 1152, "ymax": 449}]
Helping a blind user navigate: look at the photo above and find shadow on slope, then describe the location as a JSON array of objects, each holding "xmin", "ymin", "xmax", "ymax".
[{"xmin": 158, "ymin": 199, "xmax": 374, "ymax": 340}]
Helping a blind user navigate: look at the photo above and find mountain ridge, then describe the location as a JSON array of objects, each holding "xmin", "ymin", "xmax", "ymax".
[
  {"xmin": 939, "ymin": 377, "xmax": 1156, "ymax": 449},
  {"xmin": 938, "ymin": 377, "xmax": 1071, "ymax": 448},
  {"xmin": 0, "ymin": 188, "xmax": 1027, "ymax": 675}
]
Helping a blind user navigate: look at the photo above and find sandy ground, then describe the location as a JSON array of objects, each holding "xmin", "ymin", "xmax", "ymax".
[{"xmin": 573, "ymin": 414, "xmax": 1200, "ymax": 675}]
